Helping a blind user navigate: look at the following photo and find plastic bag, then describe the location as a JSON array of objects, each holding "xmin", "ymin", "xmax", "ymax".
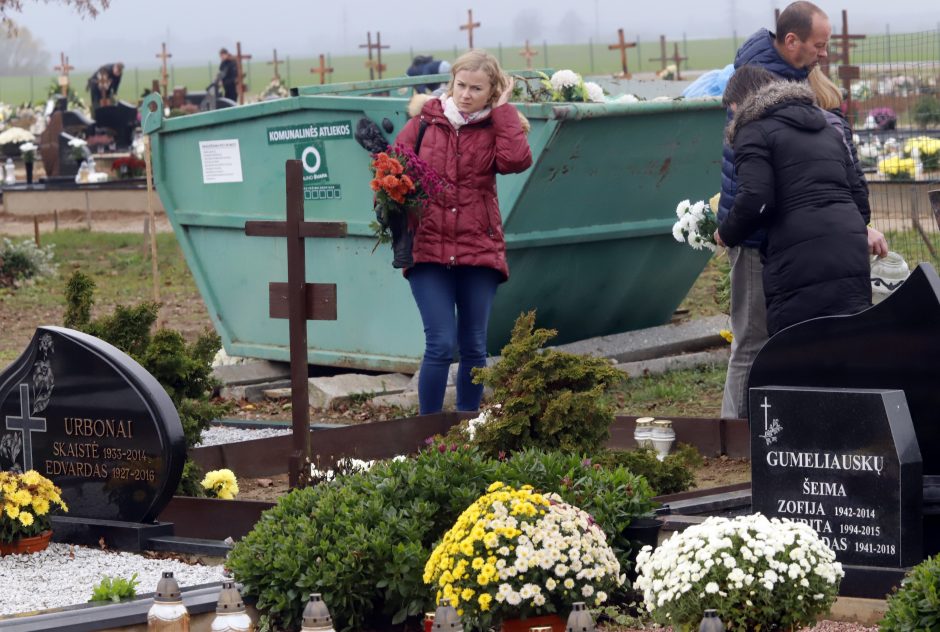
[{"xmin": 681, "ymin": 64, "xmax": 735, "ymax": 99}]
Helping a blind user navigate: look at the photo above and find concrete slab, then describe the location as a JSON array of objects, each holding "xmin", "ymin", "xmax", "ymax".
[
  {"xmin": 553, "ymin": 315, "xmax": 729, "ymax": 363},
  {"xmin": 212, "ymin": 360, "xmax": 291, "ymax": 387},
  {"xmin": 370, "ymin": 387, "xmax": 456, "ymax": 411},
  {"xmin": 309, "ymin": 373, "xmax": 412, "ymax": 409},
  {"xmin": 616, "ymin": 348, "xmax": 730, "ymax": 378},
  {"xmin": 829, "ymin": 596, "xmax": 888, "ymax": 626}
]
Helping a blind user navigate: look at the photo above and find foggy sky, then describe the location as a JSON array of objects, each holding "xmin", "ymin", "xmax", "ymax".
[{"xmin": 9, "ymin": 0, "xmax": 934, "ymax": 71}]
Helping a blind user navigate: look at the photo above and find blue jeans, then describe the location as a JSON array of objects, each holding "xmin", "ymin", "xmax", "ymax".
[{"xmin": 408, "ymin": 263, "xmax": 501, "ymax": 414}]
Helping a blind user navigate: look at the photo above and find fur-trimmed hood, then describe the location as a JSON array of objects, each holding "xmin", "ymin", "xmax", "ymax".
[
  {"xmin": 407, "ymin": 93, "xmax": 530, "ymax": 134},
  {"xmin": 727, "ymin": 81, "xmax": 819, "ymax": 144}
]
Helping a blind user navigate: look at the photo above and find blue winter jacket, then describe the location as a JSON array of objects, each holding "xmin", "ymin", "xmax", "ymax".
[{"xmin": 718, "ymin": 29, "xmax": 810, "ymax": 248}]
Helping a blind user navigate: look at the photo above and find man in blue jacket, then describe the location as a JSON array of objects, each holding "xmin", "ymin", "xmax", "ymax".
[{"xmin": 719, "ymin": 1, "xmax": 831, "ymax": 420}]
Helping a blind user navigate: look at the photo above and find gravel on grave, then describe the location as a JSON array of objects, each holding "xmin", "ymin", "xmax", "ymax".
[
  {"xmin": 0, "ymin": 543, "xmax": 224, "ymax": 616},
  {"xmin": 196, "ymin": 425, "xmax": 291, "ymax": 447}
]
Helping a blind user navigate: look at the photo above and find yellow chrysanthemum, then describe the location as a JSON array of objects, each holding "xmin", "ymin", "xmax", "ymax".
[
  {"xmin": 18, "ymin": 511, "xmax": 34, "ymax": 527},
  {"xmin": 31, "ymin": 498, "xmax": 50, "ymax": 515},
  {"xmin": 4, "ymin": 503, "xmax": 19, "ymax": 519},
  {"xmin": 719, "ymin": 329, "xmax": 734, "ymax": 344},
  {"xmin": 478, "ymin": 593, "xmax": 492, "ymax": 611}
]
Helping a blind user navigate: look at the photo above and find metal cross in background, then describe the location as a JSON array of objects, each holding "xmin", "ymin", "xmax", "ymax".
[
  {"xmin": 460, "ymin": 9, "xmax": 481, "ymax": 50},
  {"xmin": 519, "ymin": 40, "xmax": 538, "ymax": 70},
  {"xmin": 244, "ymin": 160, "xmax": 347, "ymax": 488},
  {"xmin": 5, "ymin": 384, "xmax": 47, "ymax": 472},
  {"xmin": 649, "ymin": 35, "xmax": 669, "ymax": 71},
  {"xmin": 268, "ymin": 48, "xmax": 282, "ymax": 82},
  {"xmin": 53, "ymin": 52, "xmax": 74, "ymax": 97},
  {"xmin": 156, "ymin": 42, "xmax": 172, "ymax": 100},
  {"xmin": 235, "ymin": 41, "xmax": 252, "ymax": 105},
  {"xmin": 609, "ymin": 28, "xmax": 637, "ymax": 78},
  {"xmin": 670, "ymin": 43, "xmax": 688, "ymax": 80},
  {"xmin": 311, "ymin": 54, "xmax": 334, "ymax": 85},
  {"xmin": 360, "ymin": 32, "xmax": 389, "ymax": 80}
]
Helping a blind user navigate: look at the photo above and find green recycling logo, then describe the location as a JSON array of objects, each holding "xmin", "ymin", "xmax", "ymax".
[{"xmin": 294, "ymin": 141, "xmax": 329, "ymax": 182}]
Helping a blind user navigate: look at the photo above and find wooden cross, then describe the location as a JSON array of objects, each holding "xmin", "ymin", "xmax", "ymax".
[
  {"xmin": 834, "ymin": 10, "xmax": 865, "ymax": 118},
  {"xmin": 609, "ymin": 28, "xmax": 636, "ymax": 78},
  {"xmin": 244, "ymin": 160, "xmax": 347, "ymax": 488},
  {"xmin": 519, "ymin": 39, "xmax": 538, "ymax": 70},
  {"xmin": 649, "ymin": 35, "xmax": 669, "ymax": 71},
  {"xmin": 670, "ymin": 43, "xmax": 688, "ymax": 80},
  {"xmin": 156, "ymin": 42, "xmax": 172, "ymax": 99},
  {"xmin": 359, "ymin": 31, "xmax": 388, "ymax": 80},
  {"xmin": 267, "ymin": 48, "xmax": 282, "ymax": 82},
  {"xmin": 235, "ymin": 41, "xmax": 252, "ymax": 104},
  {"xmin": 311, "ymin": 54, "xmax": 334, "ymax": 85},
  {"xmin": 53, "ymin": 52, "xmax": 74, "ymax": 97},
  {"xmin": 460, "ymin": 9, "xmax": 481, "ymax": 49}
]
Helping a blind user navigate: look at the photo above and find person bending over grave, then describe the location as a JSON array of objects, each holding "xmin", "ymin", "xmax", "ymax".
[
  {"xmin": 86, "ymin": 62, "xmax": 124, "ymax": 110},
  {"xmin": 217, "ymin": 48, "xmax": 238, "ymax": 101},
  {"xmin": 714, "ymin": 65, "xmax": 871, "ymax": 338},
  {"xmin": 394, "ymin": 50, "xmax": 532, "ymax": 414},
  {"xmin": 406, "ymin": 55, "xmax": 452, "ymax": 94}
]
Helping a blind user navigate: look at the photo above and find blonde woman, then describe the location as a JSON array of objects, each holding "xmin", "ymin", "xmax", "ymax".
[{"xmin": 394, "ymin": 50, "xmax": 532, "ymax": 414}]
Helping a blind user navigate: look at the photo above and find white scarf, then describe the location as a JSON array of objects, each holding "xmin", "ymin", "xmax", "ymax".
[{"xmin": 441, "ymin": 94, "xmax": 491, "ymax": 130}]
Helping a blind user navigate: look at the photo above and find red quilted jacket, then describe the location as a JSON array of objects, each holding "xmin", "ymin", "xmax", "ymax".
[{"xmin": 394, "ymin": 97, "xmax": 532, "ymax": 281}]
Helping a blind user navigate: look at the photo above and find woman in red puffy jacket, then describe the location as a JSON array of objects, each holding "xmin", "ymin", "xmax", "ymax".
[{"xmin": 395, "ymin": 50, "xmax": 532, "ymax": 414}]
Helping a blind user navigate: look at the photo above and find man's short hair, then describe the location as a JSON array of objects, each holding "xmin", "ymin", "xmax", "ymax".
[
  {"xmin": 219, "ymin": 48, "xmax": 229, "ymax": 56},
  {"xmin": 722, "ymin": 65, "xmax": 779, "ymax": 108},
  {"xmin": 775, "ymin": 1, "xmax": 826, "ymax": 43}
]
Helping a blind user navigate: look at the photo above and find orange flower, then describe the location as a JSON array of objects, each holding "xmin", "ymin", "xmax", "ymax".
[
  {"xmin": 370, "ymin": 178, "xmax": 381, "ymax": 191},
  {"xmin": 400, "ymin": 174, "xmax": 415, "ymax": 192}
]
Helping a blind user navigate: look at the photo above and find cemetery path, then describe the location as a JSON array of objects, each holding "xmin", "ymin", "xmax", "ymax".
[{"xmin": 0, "ymin": 211, "xmax": 174, "ymax": 236}]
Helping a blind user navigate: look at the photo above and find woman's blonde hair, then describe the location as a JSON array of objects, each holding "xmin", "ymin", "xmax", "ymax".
[
  {"xmin": 447, "ymin": 49, "xmax": 509, "ymax": 106},
  {"xmin": 808, "ymin": 66, "xmax": 843, "ymax": 110}
]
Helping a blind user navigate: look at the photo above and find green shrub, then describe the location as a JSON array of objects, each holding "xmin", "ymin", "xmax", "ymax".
[
  {"xmin": 89, "ymin": 573, "xmax": 139, "ymax": 602},
  {"xmin": 594, "ymin": 444, "xmax": 701, "ymax": 496},
  {"xmin": 471, "ymin": 311, "xmax": 625, "ymax": 457},
  {"xmin": 912, "ymin": 95, "xmax": 940, "ymax": 128},
  {"xmin": 62, "ymin": 271, "xmax": 230, "ymax": 495},
  {"xmin": 0, "ymin": 237, "xmax": 56, "ymax": 287},
  {"xmin": 227, "ymin": 446, "xmax": 656, "ymax": 632},
  {"xmin": 881, "ymin": 553, "xmax": 940, "ymax": 632}
]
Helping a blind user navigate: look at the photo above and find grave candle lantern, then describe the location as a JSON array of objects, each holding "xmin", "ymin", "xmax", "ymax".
[
  {"xmin": 210, "ymin": 581, "xmax": 253, "ymax": 631},
  {"xmin": 300, "ymin": 593, "xmax": 336, "ymax": 632},
  {"xmin": 432, "ymin": 598, "xmax": 462, "ymax": 631},
  {"xmin": 565, "ymin": 602, "xmax": 596, "ymax": 632},
  {"xmin": 147, "ymin": 571, "xmax": 190, "ymax": 631}
]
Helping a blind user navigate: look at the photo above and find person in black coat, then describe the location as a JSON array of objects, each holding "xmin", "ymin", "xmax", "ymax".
[
  {"xmin": 715, "ymin": 65, "xmax": 871, "ymax": 336},
  {"xmin": 217, "ymin": 48, "xmax": 238, "ymax": 101},
  {"xmin": 87, "ymin": 62, "xmax": 124, "ymax": 111}
]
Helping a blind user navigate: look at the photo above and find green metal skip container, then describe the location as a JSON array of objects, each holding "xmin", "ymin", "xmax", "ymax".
[{"xmin": 142, "ymin": 75, "xmax": 724, "ymax": 373}]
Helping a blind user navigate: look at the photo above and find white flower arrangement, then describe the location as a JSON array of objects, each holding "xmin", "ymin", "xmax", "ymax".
[
  {"xmin": 424, "ymin": 482, "xmax": 624, "ymax": 628},
  {"xmin": 0, "ymin": 126, "xmax": 35, "ymax": 145},
  {"xmin": 465, "ymin": 404, "xmax": 500, "ymax": 441},
  {"xmin": 67, "ymin": 137, "xmax": 87, "ymax": 149},
  {"xmin": 672, "ymin": 198, "xmax": 719, "ymax": 252},
  {"xmin": 584, "ymin": 81, "xmax": 605, "ymax": 103},
  {"xmin": 635, "ymin": 514, "xmax": 843, "ymax": 631},
  {"xmin": 549, "ymin": 69, "xmax": 580, "ymax": 92},
  {"xmin": 19, "ymin": 141, "xmax": 37, "ymax": 163}
]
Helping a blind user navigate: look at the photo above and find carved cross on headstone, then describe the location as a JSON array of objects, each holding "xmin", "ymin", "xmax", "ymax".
[
  {"xmin": 235, "ymin": 41, "xmax": 252, "ymax": 105},
  {"xmin": 649, "ymin": 35, "xmax": 669, "ymax": 71},
  {"xmin": 311, "ymin": 54, "xmax": 334, "ymax": 85},
  {"xmin": 244, "ymin": 160, "xmax": 347, "ymax": 488},
  {"xmin": 156, "ymin": 42, "xmax": 172, "ymax": 100},
  {"xmin": 519, "ymin": 40, "xmax": 538, "ymax": 70},
  {"xmin": 5, "ymin": 384, "xmax": 46, "ymax": 472},
  {"xmin": 268, "ymin": 48, "xmax": 282, "ymax": 82},
  {"xmin": 609, "ymin": 28, "xmax": 636, "ymax": 78},
  {"xmin": 460, "ymin": 9, "xmax": 481, "ymax": 49},
  {"xmin": 53, "ymin": 52, "xmax": 74, "ymax": 97}
]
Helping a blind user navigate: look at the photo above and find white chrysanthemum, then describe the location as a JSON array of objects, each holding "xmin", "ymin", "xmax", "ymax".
[
  {"xmin": 584, "ymin": 81, "xmax": 605, "ymax": 103},
  {"xmin": 550, "ymin": 69, "xmax": 581, "ymax": 91}
]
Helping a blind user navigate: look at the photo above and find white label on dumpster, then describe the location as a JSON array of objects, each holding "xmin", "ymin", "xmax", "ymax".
[{"xmin": 199, "ymin": 139, "xmax": 243, "ymax": 184}]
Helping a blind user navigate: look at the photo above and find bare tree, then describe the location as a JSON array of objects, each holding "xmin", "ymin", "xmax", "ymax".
[
  {"xmin": 556, "ymin": 10, "xmax": 586, "ymax": 44},
  {"xmin": 512, "ymin": 8, "xmax": 543, "ymax": 44},
  {"xmin": 0, "ymin": 24, "xmax": 49, "ymax": 75},
  {"xmin": 0, "ymin": 0, "xmax": 108, "ymax": 22}
]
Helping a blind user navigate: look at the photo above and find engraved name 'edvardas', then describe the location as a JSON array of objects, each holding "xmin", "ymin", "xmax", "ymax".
[{"xmin": 766, "ymin": 451, "xmax": 884, "ymax": 475}]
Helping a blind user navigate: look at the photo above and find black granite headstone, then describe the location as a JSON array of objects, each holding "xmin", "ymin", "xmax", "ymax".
[
  {"xmin": 750, "ymin": 386, "xmax": 922, "ymax": 568},
  {"xmin": 0, "ymin": 327, "xmax": 185, "ymax": 523}
]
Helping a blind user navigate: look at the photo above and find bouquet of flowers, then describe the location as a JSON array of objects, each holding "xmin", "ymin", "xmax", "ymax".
[
  {"xmin": 200, "ymin": 468, "xmax": 239, "ymax": 500},
  {"xmin": 111, "ymin": 156, "xmax": 146, "ymax": 179},
  {"xmin": 0, "ymin": 469, "xmax": 68, "ymax": 542},
  {"xmin": 67, "ymin": 137, "xmax": 88, "ymax": 162},
  {"xmin": 903, "ymin": 135, "xmax": 940, "ymax": 171},
  {"xmin": 369, "ymin": 145, "xmax": 444, "ymax": 266},
  {"xmin": 672, "ymin": 198, "xmax": 719, "ymax": 252},
  {"xmin": 877, "ymin": 156, "xmax": 916, "ymax": 180},
  {"xmin": 635, "ymin": 514, "xmax": 843, "ymax": 631},
  {"xmin": 18, "ymin": 142, "xmax": 37, "ymax": 164},
  {"xmin": 423, "ymin": 482, "xmax": 624, "ymax": 629}
]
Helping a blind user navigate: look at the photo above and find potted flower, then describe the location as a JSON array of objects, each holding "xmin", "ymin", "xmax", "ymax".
[
  {"xmin": 67, "ymin": 137, "xmax": 88, "ymax": 163},
  {"xmin": 111, "ymin": 156, "xmax": 147, "ymax": 179},
  {"xmin": 424, "ymin": 482, "xmax": 624, "ymax": 632},
  {"xmin": 635, "ymin": 513, "xmax": 843, "ymax": 631},
  {"xmin": 19, "ymin": 141, "xmax": 37, "ymax": 184},
  {"xmin": 200, "ymin": 468, "xmax": 239, "ymax": 499},
  {"xmin": 0, "ymin": 469, "xmax": 69, "ymax": 556}
]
